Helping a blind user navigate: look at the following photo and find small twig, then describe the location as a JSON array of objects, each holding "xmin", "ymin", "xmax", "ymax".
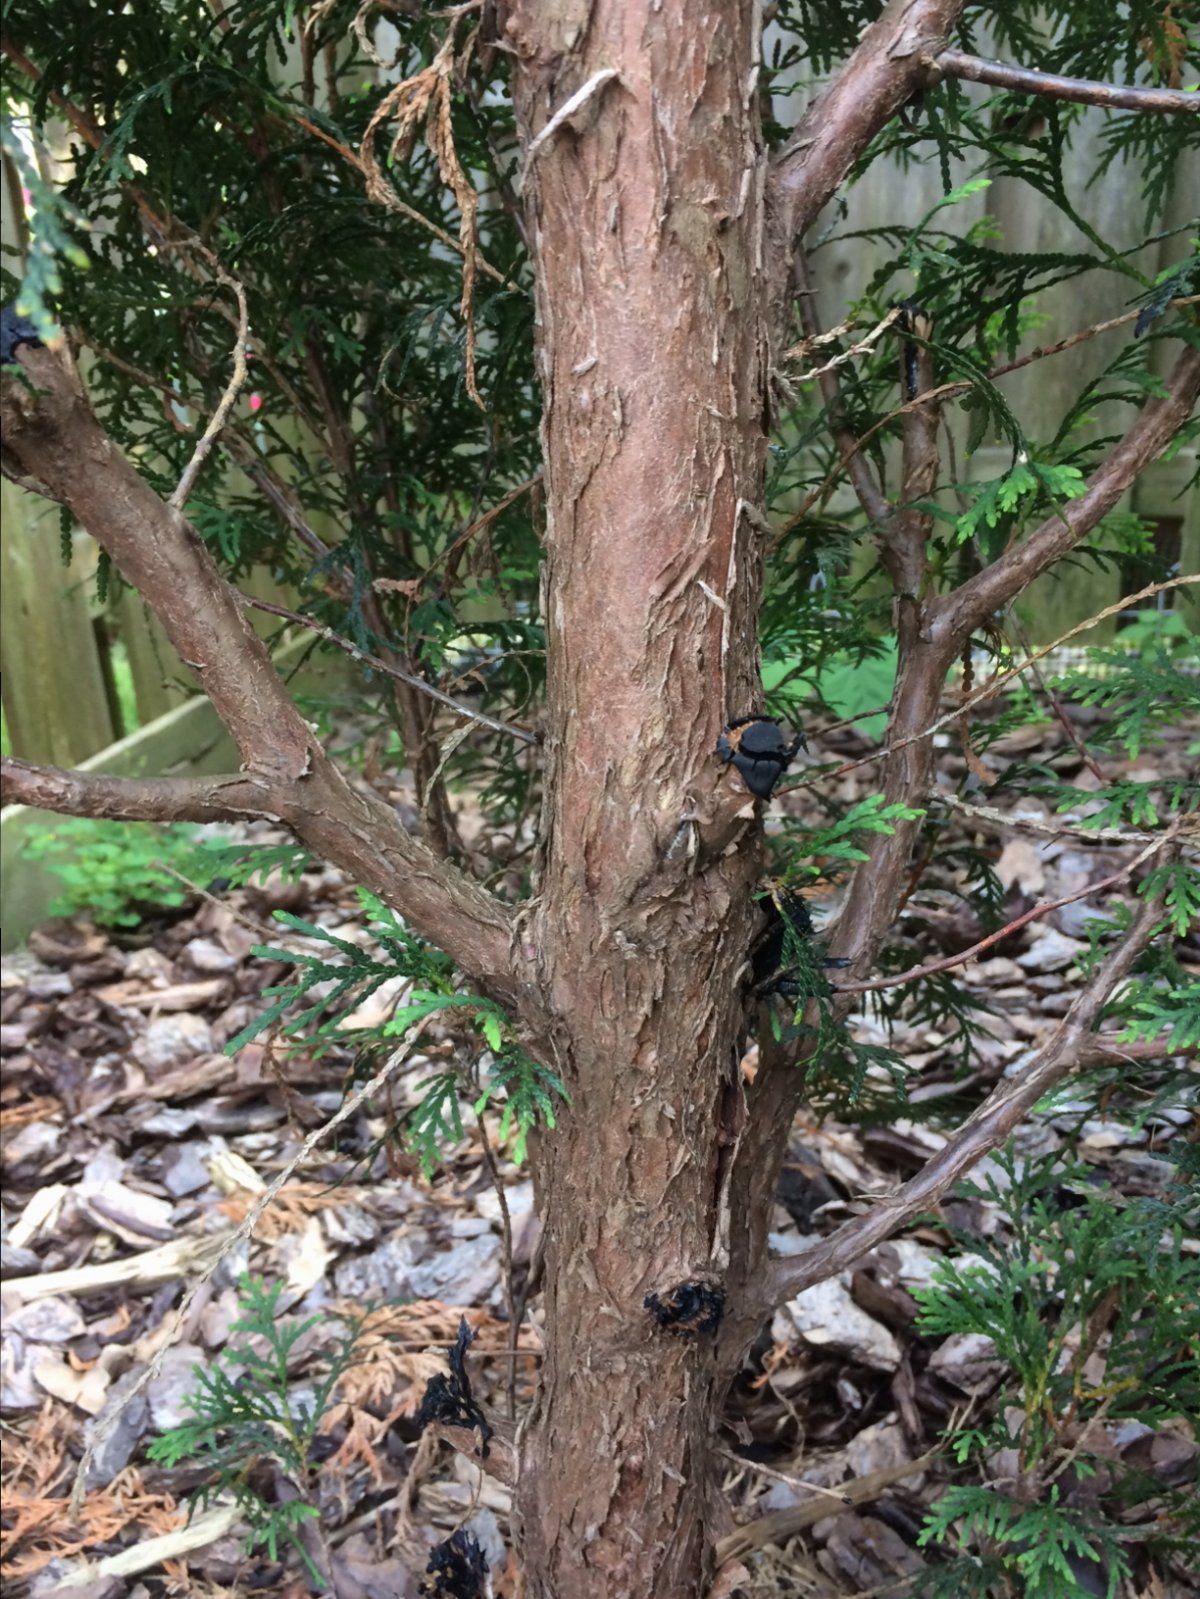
[
  {"xmin": 715, "ymin": 1447, "xmax": 941, "ymax": 1563},
  {"xmin": 759, "ymin": 874, "xmax": 1175, "ymax": 1314},
  {"xmin": 237, "ymin": 591, "xmax": 539, "ymax": 745},
  {"xmin": 836, "ymin": 830, "xmax": 1172, "ymax": 996},
  {"xmin": 1008, "ymin": 611, "xmax": 1107, "ymax": 784},
  {"xmin": 70, "ymin": 1022, "xmax": 429, "ymax": 1516},
  {"xmin": 170, "ymin": 249, "xmax": 249, "ymax": 509},
  {"xmin": 813, "ymin": 701, "xmax": 893, "ymax": 737},
  {"xmin": 427, "ymin": 472, "xmax": 542, "ymax": 581},
  {"xmin": 931, "ymin": 791, "xmax": 1165, "ymax": 845},
  {"xmin": 716, "ymin": 1448, "xmax": 853, "ymax": 1505},
  {"xmin": 784, "ymin": 306, "xmax": 901, "ymax": 384},
  {"xmin": 932, "ymin": 47, "xmax": 1200, "ymax": 115},
  {"xmin": 152, "ymin": 859, "xmax": 280, "ymax": 940}
]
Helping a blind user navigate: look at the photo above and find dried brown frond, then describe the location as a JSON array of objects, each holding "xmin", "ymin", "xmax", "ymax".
[
  {"xmin": 0, "ymin": 1431, "xmax": 181, "ymax": 1584},
  {"xmin": 0, "ymin": 1094, "xmax": 63, "ymax": 1131},
  {"xmin": 359, "ymin": 16, "xmax": 486, "ymax": 408},
  {"xmin": 317, "ymin": 1300, "xmax": 539, "ymax": 1482},
  {"xmin": 1142, "ymin": 4, "xmax": 1188, "ymax": 87},
  {"xmin": 216, "ymin": 1179, "xmax": 355, "ymax": 1239}
]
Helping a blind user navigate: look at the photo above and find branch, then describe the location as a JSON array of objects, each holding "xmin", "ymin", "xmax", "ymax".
[
  {"xmin": 2, "ymin": 344, "xmax": 314, "ymax": 783},
  {"xmin": 170, "ymin": 250, "xmax": 249, "ymax": 508},
  {"xmin": 930, "ymin": 790, "xmax": 1162, "ymax": 845},
  {"xmin": 768, "ymin": 298, "xmax": 1200, "ymax": 553},
  {"xmin": 835, "ymin": 830, "xmax": 1174, "ymax": 995},
  {"xmin": 0, "ymin": 345, "xmax": 518, "ymax": 993},
  {"xmin": 793, "ymin": 251, "xmax": 891, "ymax": 528},
  {"xmin": 426, "ymin": 1419, "xmax": 518, "ymax": 1489},
  {"xmin": 932, "ymin": 343, "xmax": 1200, "ymax": 643},
  {"xmin": 932, "ymin": 48, "xmax": 1200, "ymax": 116},
  {"xmin": 756, "ymin": 870, "xmax": 1173, "ymax": 1314},
  {"xmin": 768, "ymin": 0, "xmax": 966, "ymax": 252},
  {"xmin": 0, "ymin": 759, "xmax": 285, "ymax": 824},
  {"xmin": 715, "ymin": 1446, "xmax": 941, "ymax": 1565},
  {"xmin": 822, "ymin": 572, "xmax": 1199, "ymax": 787}
]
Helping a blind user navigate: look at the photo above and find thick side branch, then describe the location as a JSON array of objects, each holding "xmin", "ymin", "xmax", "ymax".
[
  {"xmin": 0, "ymin": 759, "xmax": 285, "ymax": 824},
  {"xmin": 932, "ymin": 344, "xmax": 1200, "ymax": 644},
  {"xmin": 933, "ymin": 48, "xmax": 1200, "ymax": 115},
  {"xmin": 2, "ymin": 345, "xmax": 314, "ymax": 783},
  {"xmin": 0, "ymin": 346, "xmax": 518, "ymax": 994}
]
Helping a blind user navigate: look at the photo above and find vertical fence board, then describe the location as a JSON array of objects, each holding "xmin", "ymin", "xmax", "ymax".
[
  {"xmin": 114, "ymin": 591, "xmax": 185, "ymax": 727},
  {"xmin": 1, "ymin": 484, "xmax": 117, "ymax": 765}
]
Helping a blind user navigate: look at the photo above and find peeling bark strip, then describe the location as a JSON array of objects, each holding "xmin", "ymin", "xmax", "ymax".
[{"xmin": 506, "ymin": 2, "xmax": 770, "ymax": 1590}]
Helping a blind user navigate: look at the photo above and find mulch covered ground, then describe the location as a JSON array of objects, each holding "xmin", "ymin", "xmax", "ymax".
[{"xmin": 2, "ymin": 712, "xmax": 1196, "ymax": 1597}]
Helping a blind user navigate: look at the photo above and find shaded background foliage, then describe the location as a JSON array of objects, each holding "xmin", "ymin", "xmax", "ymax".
[{"xmin": 2, "ymin": 3, "xmax": 1199, "ymax": 1595}]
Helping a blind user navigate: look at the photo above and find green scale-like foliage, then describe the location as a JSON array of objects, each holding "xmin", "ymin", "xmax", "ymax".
[{"xmin": 914, "ymin": 1147, "xmax": 1199, "ymax": 1599}]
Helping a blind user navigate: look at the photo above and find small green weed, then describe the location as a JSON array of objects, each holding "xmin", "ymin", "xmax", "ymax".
[
  {"xmin": 147, "ymin": 1275, "xmax": 361, "ymax": 1585},
  {"xmin": 23, "ymin": 817, "xmax": 200, "ymax": 927}
]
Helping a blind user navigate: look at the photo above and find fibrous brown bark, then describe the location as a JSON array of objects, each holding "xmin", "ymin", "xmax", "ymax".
[{"xmin": 505, "ymin": 4, "xmax": 770, "ymax": 1590}]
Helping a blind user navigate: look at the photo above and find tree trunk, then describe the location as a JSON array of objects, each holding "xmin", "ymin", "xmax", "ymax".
[{"xmin": 507, "ymin": 2, "xmax": 770, "ymax": 1592}]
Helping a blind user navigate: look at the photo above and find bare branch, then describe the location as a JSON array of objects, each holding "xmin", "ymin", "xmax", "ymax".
[
  {"xmin": 170, "ymin": 249, "xmax": 249, "ymax": 509},
  {"xmin": 793, "ymin": 251, "xmax": 891, "ymax": 528},
  {"xmin": 821, "ymin": 572, "xmax": 1199, "ymax": 786},
  {"xmin": 930, "ymin": 791, "xmax": 1162, "ymax": 846},
  {"xmin": 932, "ymin": 344, "xmax": 1200, "ymax": 644},
  {"xmin": 716, "ymin": 1447, "xmax": 941, "ymax": 1564},
  {"xmin": 757, "ymin": 871, "xmax": 1174, "ymax": 1314},
  {"xmin": 768, "ymin": 298, "xmax": 1200, "ymax": 553},
  {"xmin": 768, "ymin": 0, "xmax": 966, "ymax": 255},
  {"xmin": 0, "ymin": 759, "xmax": 285, "ymax": 824},
  {"xmin": 932, "ymin": 48, "xmax": 1200, "ymax": 115}
]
